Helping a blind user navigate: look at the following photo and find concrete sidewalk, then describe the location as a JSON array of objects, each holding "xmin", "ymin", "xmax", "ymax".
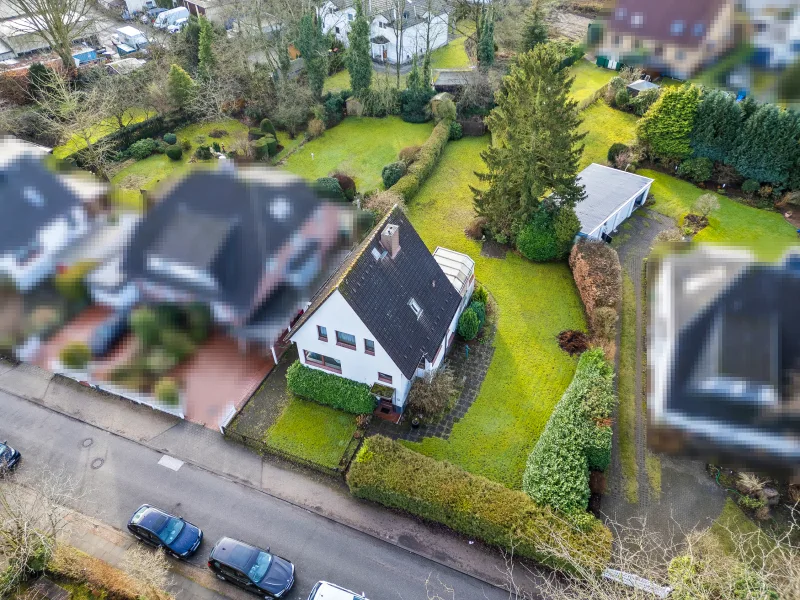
[{"xmin": 0, "ymin": 360, "xmax": 521, "ymax": 592}]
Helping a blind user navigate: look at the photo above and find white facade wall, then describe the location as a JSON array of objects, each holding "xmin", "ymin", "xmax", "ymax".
[
  {"xmin": 584, "ymin": 183, "xmax": 653, "ymax": 240},
  {"xmin": 0, "ymin": 208, "xmax": 88, "ymax": 292},
  {"xmin": 291, "ymin": 290, "xmax": 413, "ymax": 407}
]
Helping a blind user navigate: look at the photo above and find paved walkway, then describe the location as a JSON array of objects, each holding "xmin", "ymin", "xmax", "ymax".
[
  {"xmin": 0, "ymin": 358, "xmax": 526, "ymax": 594},
  {"xmin": 603, "ymin": 208, "xmax": 727, "ymax": 536}
]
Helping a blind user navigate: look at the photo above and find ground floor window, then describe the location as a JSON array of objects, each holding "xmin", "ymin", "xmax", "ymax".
[
  {"xmin": 378, "ymin": 372, "xmax": 392, "ymax": 384},
  {"xmin": 304, "ymin": 350, "xmax": 342, "ymax": 373}
]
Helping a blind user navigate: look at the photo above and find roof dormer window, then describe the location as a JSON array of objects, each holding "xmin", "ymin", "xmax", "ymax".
[
  {"xmin": 270, "ymin": 196, "xmax": 290, "ymax": 221},
  {"xmin": 671, "ymin": 20, "xmax": 685, "ymax": 35},
  {"xmin": 408, "ymin": 297, "xmax": 422, "ymax": 319}
]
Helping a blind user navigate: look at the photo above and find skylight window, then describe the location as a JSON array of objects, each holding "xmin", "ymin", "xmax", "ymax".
[
  {"xmin": 270, "ymin": 197, "xmax": 291, "ymax": 221},
  {"xmin": 371, "ymin": 246, "xmax": 387, "ymax": 261},
  {"xmin": 408, "ymin": 298, "xmax": 422, "ymax": 319}
]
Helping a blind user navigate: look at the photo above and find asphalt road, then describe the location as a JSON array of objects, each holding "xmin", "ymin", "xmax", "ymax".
[{"xmin": 1, "ymin": 391, "xmax": 507, "ymax": 600}]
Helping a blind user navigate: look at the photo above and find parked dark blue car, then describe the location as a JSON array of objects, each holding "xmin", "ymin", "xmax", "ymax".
[
  {"xmin": 0, "ymin": 440, "xmax": 21, "ymax": 474},
  {"xmin": 208, "ymin": 537, "xmax": 295, "ymax": 598},
  {"xmin": 89, "ymin": 310, "xmax": 129, "ymax": 358},
  {"xmin": 127, "ymin": 505, "xmax": 203, "ymax": 558}
]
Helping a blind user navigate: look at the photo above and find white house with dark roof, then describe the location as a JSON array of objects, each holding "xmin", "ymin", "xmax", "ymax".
[
  {"xmin": 288, "ymin": 206, "xmax": 475, "ymax": 417},
  {"xmin": 319, "ymin": 0, "xmax": 449, "ymax": 64},
  {"xmin": 574, "ymin": 163, "xmax": 654, "ymax": 241}
]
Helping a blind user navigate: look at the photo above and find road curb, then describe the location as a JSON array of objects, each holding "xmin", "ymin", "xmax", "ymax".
[{"xmin": 9, "ymin": 388, "xmax": 511, "ymax": 593}]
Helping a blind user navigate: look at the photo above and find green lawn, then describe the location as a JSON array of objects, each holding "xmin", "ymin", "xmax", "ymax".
[
  {"xmin": 264, "ymin": 397, "xmax": 357, "ymax": 470},
  {"xmin": 273, "ymin": 130, "xmax": 305, "ymax": 163},
  {"xmin": 579, "ymin": 101, "xmax": 639, "ymax": 168},
  {"xmin": 402, "ymin": 136, "xmax": 587, "ymax": 488},
  {"xmin": 569, "ymin": 60, "xmax": 614, "ymax": 105},
  {"xmin": 109, "ymin": 119, "xmax": 248, "ymax": 211},
  {"xmin": 618, "ymin": 273, "xmax": 638, "ymax": 504},
  {"xmin": 53, "ymin": 108, "xmax": 155, "ymax": 159},
  {"xmin": 283, "ymin": 117, "xmax": 433, "ymax": 192}
]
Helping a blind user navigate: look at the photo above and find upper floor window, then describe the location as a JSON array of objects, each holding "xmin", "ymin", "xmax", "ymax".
[
  {"xmin": 615, "ymin": 7, "xmax": 626, "ymax": 20},
  {"xmin": 365, "ymin": 339, "xmax": 375, "ymax": 355},
  {"xmin": 693, "ymin": 22, "xmax": 705, "ymax": 37},
  {"xmin": 336, "ymin": 330, "xmax": 357, "ymax": 349},
  {"xmin": 318, "ymin": 325, "xmax": 328, "ymax": 341},
  {"xmin": 347, "ymin": 12, "xmax": 353, "ymax": 21},
  {"xmin": 631, "ymin": 12, "xmax": 643, "ymax": 27},
  {"xmin": 671, "ymin": 20, "xmax": 685, "ymax": 36}
]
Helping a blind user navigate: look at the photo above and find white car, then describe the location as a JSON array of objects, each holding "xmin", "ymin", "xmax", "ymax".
[
  {"xmin": 307, "ymin": 581, "xmax": 368, "ymax": 600},
  {"xmin": 167, "ymin": 18, "xmax": 188, "ymax": 34}
]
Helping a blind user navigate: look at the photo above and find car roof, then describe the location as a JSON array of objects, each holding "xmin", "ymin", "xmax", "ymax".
[
  {"xmin": 136, "ymin": 506, "xmax": 169, "ymax": 532},
  {"xmin": 313, "ymin": 582, "xmax": 366, "ymax": 600},
  {"xmin": 211, "ymin": 537, "xmax": 260, "ymax": 569}
]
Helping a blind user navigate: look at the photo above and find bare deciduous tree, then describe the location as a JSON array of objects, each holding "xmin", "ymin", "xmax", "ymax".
[
  {"xmin": 123, "ymin": 545, "xmax": 173, "ymax": 600},
  {"xmin": 0, "ymin": 469, "xmax": 79, "ymax": 596},
  {"xmin": 6, "ymin": 0, "xmax": 96, "ymax": 71}
]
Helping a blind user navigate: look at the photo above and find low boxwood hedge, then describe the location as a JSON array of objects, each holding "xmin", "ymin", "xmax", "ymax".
[
  {"xmin": 522, "ymin": 349, "xmax": 616, "ymax": 514},
  {"xmin": 347, "ymin": 435, "xmax": 612, "ymax": 572},
  {"xmin": 286, "ymin": 361, "xmax": 374, "ymax": 414},
  {"xmin": 390, "ymin": 119, "xmax": 451, "ymax": 201}
]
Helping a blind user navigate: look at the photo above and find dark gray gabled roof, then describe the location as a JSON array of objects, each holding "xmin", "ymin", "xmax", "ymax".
[
  {"xmin": 574, "ymin": 164, "xmax": 654, "ymax": 236},
  {"xmin": 0, "ymin": 151, "xmax": 83, "ymax": 255},
  {"xmin": 294, "ymin": 206, "xmax": 460, "ymax": 379},
  {"xmin": 123, "ymin": 167, "xmax": 323, "ymax": 317}
]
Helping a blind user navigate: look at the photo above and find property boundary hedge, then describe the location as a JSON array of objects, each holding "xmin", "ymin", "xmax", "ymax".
[
  {"xmin": 390, "ymin": 119, "xmax": 451, "ymax": 201},
  {"xmin": 522, "ymin": 349, "xmax": 616, "ymax": 514},
  {"xmin": 286, "ymin": 360, "xmax": 375, "ymax": 414},
  {"xmin": 347, "ymin": 435, "xmax": 612, "ymax": 573},
  {"xmin": 568, "ymin": 240, "xmax": 622, "ymax": 323}
]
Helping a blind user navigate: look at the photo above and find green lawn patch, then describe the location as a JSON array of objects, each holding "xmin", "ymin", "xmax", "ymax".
[
  {"xmin": 640, "ymin": 169, "xmax": 797, "ymax": 259},
  {"xmin": 324, "ymin": 69, "xmax": 352, "ymax": 93},
  {"xmin": 430, "ymin": 36, "xmax": 471, "ymax": 69},
  {"xmin": 273, "ymin": 130, "xmax": 305, "ymax": 162},
  {"xmin": 579, "ymin": 102, "xmax": 639, "ymax": 168},
  {"xmin": 53, "ymin": 108, "xmax": 155, "ymax": 159},
  {"xmin": 618, "ymin": 272, "xmax": 638, "ymax": 504},
  {"xmin": 569, "ymin": 60, "xmax": 614, "ymax": 105},
  {"xmin": 109, "ymin": 118, "xmax": 247, "ymax": 210},
  {"xmin": 283, "ymin": 117, "xmax": 433, "ymax": 193},
  {"xmin": 403, "ymin": 137, "xmax": 586, "ymax": 488},
  {"xmin": 264, "ymin": 397, "xmax": 357, "ymax": 470}
]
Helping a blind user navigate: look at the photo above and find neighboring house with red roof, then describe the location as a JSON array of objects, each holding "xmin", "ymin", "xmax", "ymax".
[{"xmin": 597, "ymin": 0, "xmax": 735, "ymax": 79}]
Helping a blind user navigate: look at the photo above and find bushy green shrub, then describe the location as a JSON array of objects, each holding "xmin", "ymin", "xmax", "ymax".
[
  {"xmin": 614, "ymin": 88, "xmax": 631, "ymax": 109},
  {"xmin": 637, "ymin": 84, "xmax": 702, "ymax": 160},
  {"xmin": 607, "ymin": 142, "xmax": 629, "ymax": 165},
  {"xmin": 347, "ymin": 435, "xmax": 612, "ymax": 572},
  {"xmin": 181, "ymin": 139, "xmax": 192, "ymax": 151},
  {"xmin": 585, "ymin": 425, "xmax": 612, "ymax": 471},
  {"xmin": 472, "ymin": 285, "xmax": 488, "ymax": 305},
  {"xmin": 323, "ymin": 92, "xmax": 346, "ymax": 127},
  {"xmin": 185, "ymin": 303, "xmax": 212, "ymax": 343},
  {"xmin": 677, "ymin": 157, "xmax": 713, "ymax": 183},
  {"xmin": 286, "ymin": 361, "xmax": 374, "ymax": 413},
  {"xmin": 165, "ymin": 145, "xmax": 182, "ymax": 160},
  {"xmin": 400, "ymin": 87, "xmax": 435, "ymax": 123},
  {"xmin": 742, "ymin": 179, "xmax": 760, "ymax": 196},
  {"xmin": 517, "ymin": 209, "xmax": 559, "ymax": 262},
  {"xmin": 54, "ymin": 261, "xmax": 96, "ymax": 302},
  {"xmin": 448, "ymin": 120, "xmax": 463, "ymax": 141},
  {"xmin": 160, "ymin": 329, "xmax": 196, "ymax": 362},
  {"xmin": 392, "ymin": 120, "xmax": 450, "ymax": 200},
  {"xmin": 314, "ymin": 177, "xmax": 346, "ymax": 201},
  {"xmin": 382, "ymin": 161, "xmax": 406, "ymax": 189},
  {"xmin": 194, "ymin": 145, "xmax": 213, "ymax": 160},
  {"xmin": 331, "ymin": 172, "xmax": 356, "ymax": 200},
  {"xmin": 253, "ymin": 135, "xmax": 277, "ymax": 159},
  {"xmin": 457, "ymin": 308, "xmax": 479, "ymax": 340},
  {"xmin": 129, "ymin": 307, "xmax": 159, "ymax": 348},
  {"xmin": 163, "ymin": 133, "xmax": 177, "ymax": 145},
  {"xmin": 469, "ymin": 300, "xmax": 486, "ymax": 327},
  {"xmin": 249, "ymin": 127, "xmax": 266, "ymax": 141},
  {"xmin": 128, "ymin": 138, "xmax": 158, "ymax": 160},
  {"xmin": 523, "ymin": 349, "xmax": 616, "ymax": 514},
  {"xmin": 155, "ymin": 377, "xmax": 180, "ymax": 407},
  {"xmin": 146, "ymin": 348, "xmax": 177, "ymax": 376},
  {"xmin": 630, "ymin": 88, "xmax": 660, "ymax": 116},
  {"xmin": 60, "ymin": 341, "xmax": 90, "ymax": 370},
  {"xmin": 432, "ymin": 98, "xmax": 456, "ymax": 122},
  {"xmin": 212, "ymin": 141, "xmax": 221, "ymax": 153},
  {"xmin": 260, "ymin": 118, "xmax": 277, "ymax": 136}
]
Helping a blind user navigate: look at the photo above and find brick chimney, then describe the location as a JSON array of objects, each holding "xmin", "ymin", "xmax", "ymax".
[{"xmin": 380, "ymin": 223, "xmax": 401, "ymax": 258}]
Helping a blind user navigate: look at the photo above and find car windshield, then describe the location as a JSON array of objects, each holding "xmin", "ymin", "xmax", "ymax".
[
  {"xmin": 248, "ymin": 551, "xmax": 272, "ymax": 583},
  {"xmin": 157, "ymin": 517, "xmax": 184, "ymax": 545},
  {"xmin": 0, "ymin": 444, "xmax": 9, "ymax": 458}
]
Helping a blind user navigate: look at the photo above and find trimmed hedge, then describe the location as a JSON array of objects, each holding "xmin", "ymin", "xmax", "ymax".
[
  {"xmin": 390, "ymin": 119, "xmax": 451, "ymax": 201},
  {"xmin": 568, "ymin": 240, "xmax": 622, "ymax": 321},
  {"xmin": 165, "ymin": 144, "xmax": 182, "ymax": 160},
  {"xmin": 253, "ymin": 134, "xmax": 277, "ymax": 159},
  {"xmin": 347, "ymin": 435, "xmax": 612, "ymax": 572},
  {"xmin": 522, "ymin": 349, "xmax": 616, "ymax": 514},
  {"xmin": 286, "ymin": 361, "xmax": 374, "ymax": 414},
  {"xmin": 260, "ymin": 118, "xmax": 277, "ymax": 136}
]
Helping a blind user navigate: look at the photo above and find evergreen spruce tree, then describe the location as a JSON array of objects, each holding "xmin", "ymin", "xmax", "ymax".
[
  {"xmin": 298, "ymin": 13, "xmax": 329, "ymax": 99},
  {"xmin": 422, "ymin": 51, "xmax": 431, "ymax": 89},
  {"xmin": 636, "ymin": 84, "xmax": 701, "ymax": 160},
  {"xmin": 406, "ymin": 54, "xmax": 421, "ymax": 90},
  {"xmin": 521, "ymin": 0, "xmax": 549, "ymax": 52},
  {"xmin": 197, "ymin": 17, "xmax": 215, "ymax": 79},
  {"xmin": 167, "ymin": 64, "xmax": 195, "ymax": 111},
  {"xmin": 477, "ymin": 11, "xmax": 495, "ymax": 68},
  {"xmin": 473, "ymin": 43, "xmax": 585, "ymax": 241},
  {"xmin": 731, "ymin": 103, "xmax": 800, "ymax": 185},
  {"xmin": 690, "ymin": 88, "xmax": 743, "ymax": 162},
  {"xmin": 346, "ymin": 0, "xmax": 372, "ymax": 96}
]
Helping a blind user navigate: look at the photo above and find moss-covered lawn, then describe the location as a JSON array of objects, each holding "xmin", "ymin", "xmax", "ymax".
[
  {"xmin": 402, "ymin": 136, "xmax": 587, "ymax": 488},
  {"xmin": 263, "ymin": 397, "xmax": 357, "ymax": 470},
  {"xmin": 579, "ymin": 101, "xmax": 639, "ymax": 168},
  {"xmin": 283, "ymin": 116, "xmax": 433, "ymax": 192},
  {"xmin": 109, "ymin": 119, "xmax": 248, "ymax": 211},
  {"xmin": 53, "ymin": 108, "xmax": 155, "ymax": 159},
  {"xmin": 569, "ymin": 60, "xmax": 614, "ymax": 105}
]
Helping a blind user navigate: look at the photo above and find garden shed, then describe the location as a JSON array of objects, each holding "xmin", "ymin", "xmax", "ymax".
[
  {"xmin": 626, "ymin": 79, "xmax": 660, "ymax": 97},
  {"xmin": 574, "ymin": 163, "xmax": 654, "ymax": 241}
]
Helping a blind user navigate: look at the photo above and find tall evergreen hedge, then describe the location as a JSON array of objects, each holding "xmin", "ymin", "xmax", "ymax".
[
  {"xmin": 637, "ymin": 84, "xmax": 702, "ymax": 161},
  {"xmin": 286, "ymin": 361, "xmax": 374, "ymax": 414}
]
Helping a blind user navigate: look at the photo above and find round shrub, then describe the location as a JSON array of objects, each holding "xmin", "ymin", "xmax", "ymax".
[
  {"xmin": 742, "ymin": 179, "xmax": 760, "ymax": 196},
  {"xmin": 60, "ymin": 341, "xmax": 90, "ymax": 370},
  {"xmin": 163, "ymin": 133, "xmax": 177, "ymax": 145},
  {"xmin": 160, "ymin": 329, "xmax": 196, "ymax": 362},
  {"xmin": 677, "ymin": 157, "xmax": 713, "ymax": 183},
  {"xmin": 314, "ymin": 177, "xmax": 346, "ymax": 202},
  {"xmin": 448, "ymin": 120, "xmax": 463, "ymax": 141},
  {"xmin": 259, "ymin": 118, "xmax": 277, "ymax": 136},
  {"xmin": 382, "ymin": 161, "xmax": 406, "ymax": 189},
  {"xmin": 331, "ymin": 172, "xmax": 356, "ymax": 200},
  {"xmin": 398, "ymin": 145, "xmax": 420, "ymax": 165},
  {"xmin": 146, "ymin": 348, "xmax": 177, "ymax": 376},
  {"xmin": 181, "ymin": 139, "xmax": 192, "ymax": 151},
  {"xmin": 165, "ymin": 145, "xmax": 183, "ymax": 161},
  {"xmin": 469, "ymin": 300, "xmax": 486, "ymax": 327},
  {"xmin": 253, "ymin": 135, "xmax": 278, "ymax": 159},
  {"xmin": 155, "ymin": 377, "xmax": 180, "ymax": 407},
  {"xmin": 472, "ymin": 285, "xmax": 488, "ymax": 305},
  {"xmin": 517, "ymin": 209, "xmax": 560, "ymax": 262},
  {"xmin": 194, "ymin": 145, "xmax": 213, "ymax": 160},
  {"xmin": 607, "ymin": 142, "xmax": 629, "ymax": 165},
  {"xmin": 432, "ymin": 97, "xmax": 457, "ymax": 122},
  {"xmin": 614, "ymin": 88, "xmax": 631, "ymax": 108},
  {"xmin": 211, "ymin": 141, "xmax": 221, "ymax": 153},
  {"xmin": 457, "ymin": 308, "xmax": 479, "ymax": 341},
  {"xmin": 129, "ymin": 307, "xmax": 159, "ymax": 347},
  {"xmin": 128, "ymin": 138, "xmax": 158, "ymax": 160}
]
